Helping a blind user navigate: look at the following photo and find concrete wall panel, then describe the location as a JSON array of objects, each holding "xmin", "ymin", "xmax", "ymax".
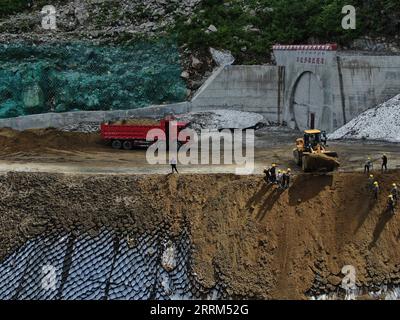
[{"xmin": 191, "ymin": 65, "xmax": 283, "ymax": 122}]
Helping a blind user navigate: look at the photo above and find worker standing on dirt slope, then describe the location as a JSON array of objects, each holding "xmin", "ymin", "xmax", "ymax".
[
  {"xmin": 387, "ymin": 195, "xmax": 396, "ymax": 215},
  {"xmin": 364, "ymin": 157, "xmax": 373, "ymax": 174},
  {"xmin": 280, "ymin": 170, "xmax": 287, "ymax": 189},
  {"xmin": 373, "ymin": 181, "xmax": 379, "ymax": 200},
  {"xmin": 263, "ymin": 167, "xmax": 270, "ymax": 184},
  {"xmin": 391, "ymin": 183, "xmax": 398, "ymax": 203},
  {"xmin": 381, "ymin": 154, "xmax": 388, "ymax": 172},
  {"xmin": 281, "ymin": 169, "xmax": 291, "ymax": 189},
  {"xmin": 276, "ymin": 169, "xmax": 283, "ymax": 186},
  {"xmin": 170, "ymin": 157, "xmax": 179, "ymax": 174},
  {"xmin": 287, "ymin": 168, "xmax": 292, "ymax": 188},
  {"xmin": 367, "ymin": 174, "xmax": 375, "ymax": 190},
  {"xmin": 286, "ymin": 168, "xmax": 292, "ymax": 189},
  {"xmin": 269, "ymin": 164, "xmax": 277, "ymax": 183}
]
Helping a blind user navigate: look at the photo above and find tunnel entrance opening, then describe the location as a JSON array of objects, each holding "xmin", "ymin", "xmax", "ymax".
[{"xmin": 291, "ymin": 72, "xmax": 325, "ymax": 131}]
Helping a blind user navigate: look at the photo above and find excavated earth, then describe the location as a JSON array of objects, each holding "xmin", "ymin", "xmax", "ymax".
[{"xmin": 1, "ymin": 171, "xmax": 400, "ymax": 299}]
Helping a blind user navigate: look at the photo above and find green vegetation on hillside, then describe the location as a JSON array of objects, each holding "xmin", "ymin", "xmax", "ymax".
[
  {"xmin": 0, "ymin": 0, "xmax": 29, "ymax": 17},
  {"xmin": 0, "ymin": 0, "xmax": 72, "ymax": 17},
  {"xmin": 174, "ymin": 0, "xmax": 400, "ymax": 64},
  {"xmin": 1, "ymin": 0, "xmax": 399, "ymax": 65}
]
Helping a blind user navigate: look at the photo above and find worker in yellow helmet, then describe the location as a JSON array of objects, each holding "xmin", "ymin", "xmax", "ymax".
[
  {"xmin": 387, "ymin": 194, "xmax": 395, "ymax": 215},
  {"xmin": 277, "ymin": 169, "xmax": 283, "ymax": 186},
  {"xmin": 391, "ymin": 183, "xmax": 398, "ymax": 203},
  {"xmin": 364, "ymin": 156, "xmax": 372, "ymax": 174},
  {"xmin": 373, "ymin": 181, "xmax": 379, "ymax": 200},
  {"xmin": 367, "ymin": 174, "xmax": 374, "ymax": 190}
]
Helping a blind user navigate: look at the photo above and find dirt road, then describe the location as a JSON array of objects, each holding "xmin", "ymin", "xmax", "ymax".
[{"xmin": 0, "ymin": 127, "xmax": 399, "ymax": 174}]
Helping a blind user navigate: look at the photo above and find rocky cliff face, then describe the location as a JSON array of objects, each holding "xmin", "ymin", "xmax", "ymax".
[
  {"xmin": 0, "ymin": 0, "xmax": 201, "ymax": 42},
  {"xmin": 0, "ymin": 0, "xmax": 215, "ymax": 111}
]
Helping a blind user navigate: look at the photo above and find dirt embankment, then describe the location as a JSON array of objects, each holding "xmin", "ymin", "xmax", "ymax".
[
  {"xmin": 1, "ymin": 171, "xmax": 400, "ymax": 299},
  {"xmin": 0, "ymin": 128, "xmax": 102, "ymax": 153}
]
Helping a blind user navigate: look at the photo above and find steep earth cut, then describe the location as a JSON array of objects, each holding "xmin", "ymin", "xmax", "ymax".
[{"xmin": 1, "ymin": 172, "xmax": 400, "ymax": 299}]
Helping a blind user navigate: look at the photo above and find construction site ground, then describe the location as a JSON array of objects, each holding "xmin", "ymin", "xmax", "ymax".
[
  {"xmin": 1, "ymin": 126, "xmax": 400, "ymax": 299},
  {"xmin": 0, "ymin": 127, "xmax": 399, "ymax": 174}
]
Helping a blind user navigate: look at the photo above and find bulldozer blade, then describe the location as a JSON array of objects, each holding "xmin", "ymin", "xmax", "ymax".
[{"xmin": 302, "ymin": 153, "xmax": 340, "ymax": 173}]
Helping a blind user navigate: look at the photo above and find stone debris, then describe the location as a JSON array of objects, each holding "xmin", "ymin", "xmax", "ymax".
[
  {"xmin": 207, "ymin": 24, "xmax": 218, "ymax": 33},
  {"xmin": 209, "ymin": 47, "xmax": 235, "ymax": 66},
  {"xmin": 61, "ymin": 122, "xmax": 100, "ymax": 133},
  {"xmin": 161, "ymin": 241, "xmax": 177, "ymax": 272},
  {"xmin": 176, "ymin": 109, "xmax": 266, "ymax": 132},
  {"xmin": 329, "ymin": 94, "xmax": 400, "ymax": 142}
]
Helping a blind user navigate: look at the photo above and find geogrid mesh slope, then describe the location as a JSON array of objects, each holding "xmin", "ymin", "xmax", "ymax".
[{"xmin": 0, "ymin": 228, "xmax": 225, "ymax": 300}]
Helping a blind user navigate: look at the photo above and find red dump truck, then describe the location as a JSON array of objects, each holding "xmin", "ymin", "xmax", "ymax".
[{"xmin": 100, "ymin": 118, "xmax": 190, "ymax": 150}]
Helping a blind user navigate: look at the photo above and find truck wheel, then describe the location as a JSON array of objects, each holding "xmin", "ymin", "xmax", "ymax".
[
  {"xmin": 112, "ymin": 140, "xmax": 122, "ymax": 149},
  {"xmin": 123, "ymin": 140, "xmax": 133, "ymax": 150}
]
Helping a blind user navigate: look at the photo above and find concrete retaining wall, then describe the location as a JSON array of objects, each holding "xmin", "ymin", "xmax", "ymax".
[
  {"xmin": 0, "ymin": 102, "xmax": 191, "ymax": 131},
  {"xmin": 338, "ymin": 54, "xmax": 400, "ymax": 122},
  {"xmin": 191, "ymin": 65, "xmax": 283, "ymax": 122}
]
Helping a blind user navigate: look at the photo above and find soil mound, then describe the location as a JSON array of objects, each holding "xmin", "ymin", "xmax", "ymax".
[{"xmin": 0, "ymin": 128, "xmax": 102, "ymax": 153}]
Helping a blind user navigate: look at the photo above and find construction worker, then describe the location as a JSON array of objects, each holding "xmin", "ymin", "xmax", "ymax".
[
  {"xmin": 373, "ymin": 181, "xmax": 379, "ymax": 200},
  {"xmin": 387, "ymin": 195, "xmax": 396, "ymax": 215},
  {"xmin": 321, "ymin": 131, "xmax": 328, "ymax": 146},
  {"xmin": 286, "ymin": 168, "xmax": 292, "ymax": 189},
  {"xmin": 263, "ymin": 167, "xmax": 270, "ymax": 184},
  {"xmin": 276, "ymin": 169, "xmax": 283, "ymax": 186},
  {"xmin": 170, "ymin": 157, "xmax": 179, "ymax": 174},
  {"xmin": 381, "ymin": 154, "xmax": 388, "ymax": 172},
  {"xmin": 280, "ymin": 170, "xmax": 287, "ymax": 189},
  {"xmin": 269, "ymin": 164, "xmax": 277, "ymax": 183},
  {"xmin": 364, "ymin": 157, "xmax": 372, "ymax": 174},
  {"xmin": 367, "ymin": 174, "xmax": 374, "ymax": 190},
  {"xmin": 391, "ymin": 183, "xmax": 398, "ymax": 203}
]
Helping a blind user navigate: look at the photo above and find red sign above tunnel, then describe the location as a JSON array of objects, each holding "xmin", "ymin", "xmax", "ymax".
[
  {"xmin": 273, "ymin": 44, "xmax": 338, "ymax": 65},
  {"xmin": 273, "ymin": 44, "xmax": 338, "ymax": 51}
]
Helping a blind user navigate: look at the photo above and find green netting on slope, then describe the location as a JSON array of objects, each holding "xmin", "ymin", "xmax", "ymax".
[{"xmin": 0, "ymin": 40, "xmax": 187, "ymax": 118}]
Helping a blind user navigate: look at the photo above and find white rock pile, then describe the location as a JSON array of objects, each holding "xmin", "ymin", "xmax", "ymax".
[{"xmin": 329, "ymin": 94, "xmax": 400, "ymax": 143}]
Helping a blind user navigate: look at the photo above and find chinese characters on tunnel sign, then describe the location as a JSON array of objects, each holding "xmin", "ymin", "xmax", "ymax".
[
  {"xmin": 296, "ymin": 52, "xmax": 326, "ymax": 65},
  {"xmin": 273, "ymin": 44, "xmax": 337, "ymax": 66}
]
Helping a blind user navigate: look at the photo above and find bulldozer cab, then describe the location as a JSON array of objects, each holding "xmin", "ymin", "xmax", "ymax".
[
  {"xmin": 304, "ymin": 129, "xmax": 321, "ymax": 147},
  {"xmin": 303, "ymin": 129, "xmax": 328, "ymax": 152}
]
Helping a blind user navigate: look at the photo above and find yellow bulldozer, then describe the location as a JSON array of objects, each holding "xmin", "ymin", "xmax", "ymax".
[{"xmin": 293, "ymin": 129, "xmax": 340, "ymax": 172}]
